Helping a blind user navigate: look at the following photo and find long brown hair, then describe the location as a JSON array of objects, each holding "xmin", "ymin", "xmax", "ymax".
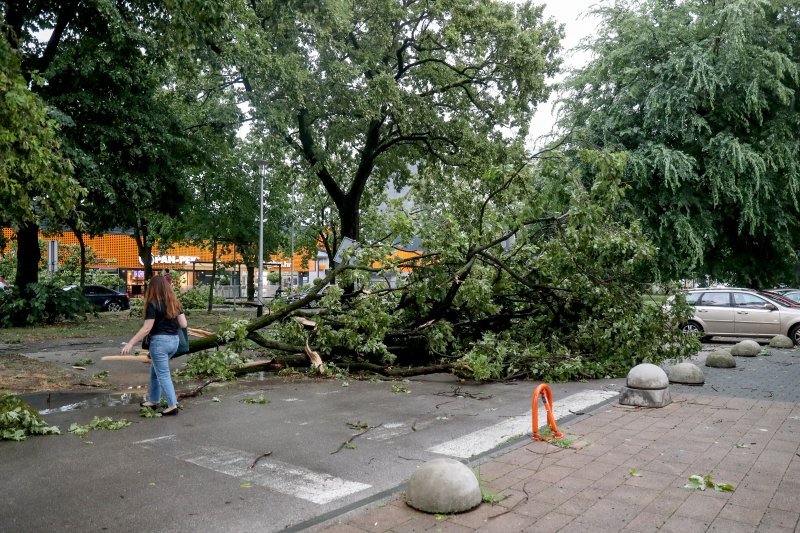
[{"xmin": 143, "ymin": 276, "xmax": 181, "ymax": 319}]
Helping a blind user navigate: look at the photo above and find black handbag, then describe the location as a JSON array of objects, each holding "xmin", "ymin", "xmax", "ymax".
[
  {"xmin": 141, "ymin": 334, "xmax": 151, "ymax": 350},
  {"xmin": 176, "ymin": 327, "xmax": 190, "ymax": 354}
]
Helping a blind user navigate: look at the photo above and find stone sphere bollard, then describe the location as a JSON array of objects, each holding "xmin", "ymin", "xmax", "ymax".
[
  {"xmin": 769, "ymin": 335, "xmax": 793, "ymax": 349},
  {"xmin": 668, "ymin": 362, "xmax": 705, "ymax": 384},
  {"xmin": 730, "ymin": 340, "xmax": 761, "ymax": 356},
  {"xmin": 705, "ymin": 350, "xmax": 736, "ymax": 368},
  {"xmin": 619, "ymin": 363, "xmax": 671, "ymax": 407},
  {"xmin": 406, "ymin": 458, "xmax": 482, "ymax": 514}
]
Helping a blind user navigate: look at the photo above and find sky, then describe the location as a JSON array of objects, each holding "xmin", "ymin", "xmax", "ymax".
[{"xmin": 526, "ymin": 0, "xmax": 600, "ymax": 149}]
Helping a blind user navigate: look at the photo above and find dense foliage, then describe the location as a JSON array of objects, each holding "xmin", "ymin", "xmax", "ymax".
[
  {"xmin": 0, "ymin": 38, "xmax": 79, "ymax": 230},
  {"xmin": 560, "ymin": 0, "xmax": 800, "ymax": 286}
]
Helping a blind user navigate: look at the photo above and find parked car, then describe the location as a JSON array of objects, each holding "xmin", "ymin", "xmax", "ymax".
[
  {"xmin": 760, "ymin": 290, "xmax": 800, "ymax": 308},
  {"xmin": 767, "ymin": 288, "xmax": 800, "ymax": 304},
  {"xmin": 682, "ymin": 288, "xmax": 800, "ymax": 344},
  {"xmin": 65, "ymin": 284, "xmax": 130, "ymax": 312},
  {"xmin": 768, "ymin": 288, "xmax": 799, "ymax": 295}
]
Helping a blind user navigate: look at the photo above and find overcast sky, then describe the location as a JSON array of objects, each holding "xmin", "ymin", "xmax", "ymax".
[{"xmin": 526, "ymin": 0, "xmax": 599, "ymax": 149}]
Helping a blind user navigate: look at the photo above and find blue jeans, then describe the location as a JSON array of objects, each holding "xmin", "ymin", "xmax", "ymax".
[{"xmin": 149, "ymin": 334, "xmax": 179, "ymax": 407}]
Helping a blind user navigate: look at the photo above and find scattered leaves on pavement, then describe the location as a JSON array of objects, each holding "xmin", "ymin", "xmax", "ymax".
[
  {"xmin": 0, "ymin": 393, "xmax": 60, "ymax": 441},
  {"xmin": 240, "ymin": 394, "xmax": 270, "ymax": 404},
  {"xmin": 684, "ymin": 474, "xmax": 734, "ymax": 492},
  {"xmin": 69, "ymin": 416, "xmax": 131, "ymax": 437}
]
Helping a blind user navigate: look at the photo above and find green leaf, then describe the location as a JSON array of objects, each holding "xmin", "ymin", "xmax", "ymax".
[
  {"xmin": 684, "ymin": 475, "xmax": 707, "ymax": 490},
  {"xmin": 240, "ymin": 394, "xmax": 270, "ymax": 404}
]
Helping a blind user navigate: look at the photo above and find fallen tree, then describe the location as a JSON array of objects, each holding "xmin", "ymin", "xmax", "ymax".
[{"xmin": 178, "ymin": 151, "xmax": 698, "ymax": 382}]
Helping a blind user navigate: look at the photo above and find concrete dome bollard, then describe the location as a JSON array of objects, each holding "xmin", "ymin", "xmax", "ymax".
[
  {"xmin": 730, "ymin": 340, "xmax": 761, "ymax": 357},
  {"xmin": 405, "ymin": 458, "xmax": 482, "ymax": 514},
  {"xmin": 668, "ymin": 362, "xmax": 705, "ymax": 384},
  {"xmin": 769, "ymin": 335, "xmax": 793, "ymax": 349},
  {"xmin": 619, "ymin": 363, "xmax": 671, "ymax": 407},
  {"xmin": 705, "ymin": 350, "xmax": 736, "ymax": 368}
]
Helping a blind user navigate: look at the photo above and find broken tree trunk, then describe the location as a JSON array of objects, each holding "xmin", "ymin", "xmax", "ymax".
[{"xmin": 179, "ymin": 261, "xmax": 350, "ymax": 356}]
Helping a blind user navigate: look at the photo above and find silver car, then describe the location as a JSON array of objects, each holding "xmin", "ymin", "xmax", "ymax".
[{"xmin": 682, "ymin": 288, "xmax": 800, "ymax": 345}]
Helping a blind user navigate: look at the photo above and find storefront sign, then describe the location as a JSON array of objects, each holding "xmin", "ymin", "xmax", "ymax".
[{"xmin": 138, "ymin": 255, "xmax": 200, "ymax": 266}]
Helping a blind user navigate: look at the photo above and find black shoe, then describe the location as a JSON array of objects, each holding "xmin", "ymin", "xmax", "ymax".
[
  {"xmin": 140, "ymin": 402, "xmax": 157, "ymax": 408},
  {"xmin": 161, "ymin": 407, "xmax": 179, "ymax": 416}
]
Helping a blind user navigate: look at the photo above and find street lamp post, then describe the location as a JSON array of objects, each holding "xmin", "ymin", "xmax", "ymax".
[
  {"xmin": 290, "ymin": 180, "xmax": 295, "ymax": 291},
  {"xmin": 256, "ymin": 160, "xmax": 268, "ymax": 317}
]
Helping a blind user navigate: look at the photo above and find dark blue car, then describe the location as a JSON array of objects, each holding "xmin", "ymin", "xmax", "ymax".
[{"xmin": 65, "ymin": 284, "xmax": 130, "ymax": 312}]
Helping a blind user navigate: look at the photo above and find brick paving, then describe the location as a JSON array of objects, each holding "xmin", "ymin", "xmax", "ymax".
[{"xmin": 317, "ymin": 349, "xmax": 800, "ymax": 533}]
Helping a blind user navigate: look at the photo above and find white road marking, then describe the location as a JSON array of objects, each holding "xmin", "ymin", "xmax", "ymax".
[
  {"xmin": 427, "ymin": 389, "xmax": 619, "ymax": 458},
  {"xmin": 135, "ymin": 435, "xmax": 370, "ymax": 504}
]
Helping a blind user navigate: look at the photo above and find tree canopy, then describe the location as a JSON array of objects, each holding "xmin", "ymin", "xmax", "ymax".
[
  {"xmin": 0, "ymin": 30, "xmax": 80, "ymax": 292},
  {"xmin": 0, "ymin": 39, "xmax": 77, "ymax": 227},
  {"xmin": 2, "ymin": 0, "xmax": 241, "ymax": 285},
  {"xmin": 560, "ymin": 0, "xmax": 800, "ymax": 286},
  {"xmin": 214, "ymin": 0, "xmax": 563, "ymax": 254}
]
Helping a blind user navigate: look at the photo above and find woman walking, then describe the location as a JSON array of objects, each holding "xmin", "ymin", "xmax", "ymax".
[{"xmin": 122, "ymin": 276, "xmax": 187, "ymax": 415}]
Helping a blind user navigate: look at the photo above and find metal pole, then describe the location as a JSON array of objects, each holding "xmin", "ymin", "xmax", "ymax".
[
  {"xmin": 290, "ymin": 181, "xmax": 295, "ymax": 291},
  {"xmin": 257, "ymin": 162, "xmax": 266, "ymax": 316}
]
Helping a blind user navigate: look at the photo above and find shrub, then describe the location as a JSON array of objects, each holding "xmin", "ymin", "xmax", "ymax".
[
  {"xmin": 177, "ymin": 285, "xmax": 223, "ymax": 310},
  {"xmin": 0, "ymin": 281, "xmax": 94, "ymax": 327}
]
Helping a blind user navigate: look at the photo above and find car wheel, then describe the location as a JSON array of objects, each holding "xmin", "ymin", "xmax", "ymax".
[
  {"xmin": 105, "ymin": 301, "xmax": 124, "ymax": 312},
  {"xmin": 789, "ymin": 324, "xmax": 800, "ymax": 346},
  {"xmin": 681, "ymin": 321, "xmax": 704, "ymax": 338}
]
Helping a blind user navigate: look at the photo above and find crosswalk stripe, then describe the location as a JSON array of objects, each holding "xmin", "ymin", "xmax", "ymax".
[
  {"xmin": 135, "ymin": 435, "xmax": 371, "ymax": 504},
  {"xmin": 427, "ymin": 389, "xmax": 619, "ymax": 458}
]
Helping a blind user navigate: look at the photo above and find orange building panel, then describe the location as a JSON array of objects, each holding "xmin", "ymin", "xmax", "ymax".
[{"xmin": 1, "ymin": 229, "xmax": 329, "ymax": 272}]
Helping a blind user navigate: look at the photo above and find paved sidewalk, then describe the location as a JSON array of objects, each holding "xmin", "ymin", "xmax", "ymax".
[{"xmin": 318, "ymin": 392, "xmax": 800, "ymax": 532}]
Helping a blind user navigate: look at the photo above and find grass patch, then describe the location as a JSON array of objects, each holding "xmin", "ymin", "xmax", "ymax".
[
  {"xmin": 539, "ymin": 426, "xmax": 573, "ymax": 448},
  {"xmin": 0, "ymin": 310, "xmax": 256, "ymax": 344}
]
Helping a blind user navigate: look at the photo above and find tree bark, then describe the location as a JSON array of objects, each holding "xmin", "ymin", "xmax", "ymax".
[
  {"xmin": 132, "ymin": 220, "xmax": 153, "ymax": 282},
  {"xmin": 14, "ymin": 223, "xmax": 40, "ymax": 297},
  {"xmin": 246, "ymin": 264, "xmax": 255, "ymax": 301},
  {"xmin": 207, "ymin": 237, "xmax": 218, "ymax": 312},
  {"xmin": 74, "ymin": 227, "xmax": 87, "ymax": 288}
]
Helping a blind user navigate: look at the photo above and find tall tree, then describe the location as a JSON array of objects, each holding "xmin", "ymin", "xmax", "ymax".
[
  {"xmin": 179, "ymin": 143, "xmax": 288, "ymax": 302},
  {"xmin": 198, "ymin": 0, "xmax": 562, "ymax": 254},
  {"xmin": 560, "ymin": 0, "xmax": 800, "ymax": 286},
  {"xmin": 3, "ymin": 0, "xmax": 242, "ymax": 283},
  {"xmin": 0, "ymin": 28, "xmax": 79, "ymax": 295}
]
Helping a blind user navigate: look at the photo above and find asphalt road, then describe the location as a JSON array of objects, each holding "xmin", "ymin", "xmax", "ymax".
[{"xmin": 2, "ymin": 337, "xmax": 797, "ymax": 532}]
